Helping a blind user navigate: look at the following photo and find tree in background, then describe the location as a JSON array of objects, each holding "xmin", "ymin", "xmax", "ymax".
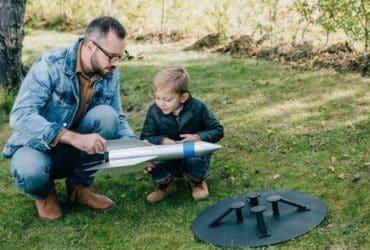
[
  {"xmin": 0, "ymin": 0, "xmax": 26, "ymax": 87},
  {"xmin": 317, "ymin": 0, "xmax": 368, "ymax": 52},
  {"xmin": 295, "ymin": 0, "xmax": 369, "ymax": 73}
]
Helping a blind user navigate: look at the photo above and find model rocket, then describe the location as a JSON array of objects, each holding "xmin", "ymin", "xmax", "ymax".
[{"xmin": 84, "ymin": 139, "xmax": 222, "ymax": 174}]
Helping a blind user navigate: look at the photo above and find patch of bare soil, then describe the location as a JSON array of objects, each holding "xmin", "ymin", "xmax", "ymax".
[
  {"xmin": 214, "ymin": 35, "xmax": 261, "ymax": 56},
  {"xmin": 257, "ymin": 42, "xmax": 368, "ymax": 76},
  {"xmin": 183, "ymin": 33, "xmax": 221, "ymax": 51},
  {"xmin": 133, "ymin": 30, "xmax": 187, "ymax": 44},
  {"xmin": 185, "ymin": 34, "xmax": 369, "ymax": 76}
]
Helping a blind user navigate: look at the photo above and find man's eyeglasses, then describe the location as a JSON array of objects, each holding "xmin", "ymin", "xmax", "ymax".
[{"xmin": 91, "ymin": 40, "xmax": 129, "ymax": 63}]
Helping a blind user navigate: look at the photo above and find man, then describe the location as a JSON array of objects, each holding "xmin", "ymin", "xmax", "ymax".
[{"xmin": 3, "ymin": 17, "xmax": 137, "ymax": 220}]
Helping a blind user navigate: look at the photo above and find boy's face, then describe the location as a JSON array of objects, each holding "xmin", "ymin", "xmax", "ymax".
[{"xmin": 155, "ymin": 86, "xmax": 189, "ymax": 115}]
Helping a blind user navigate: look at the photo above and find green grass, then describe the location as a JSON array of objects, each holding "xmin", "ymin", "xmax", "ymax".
[{"xmin": 0, "ymin": 31, "xmax": 369, "ymax": 249}]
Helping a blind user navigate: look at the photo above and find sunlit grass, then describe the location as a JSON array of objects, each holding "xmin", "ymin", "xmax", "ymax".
[{"xmin": 22, "ymin": 30, "xmax": 80, "ymax": 66}]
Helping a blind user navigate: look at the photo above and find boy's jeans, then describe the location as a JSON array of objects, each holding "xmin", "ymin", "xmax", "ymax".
[
  {"xmin": 10, "ymin": 105, "xmax": 120, "ymax": 199},
  {"xmin": 151, "ymin": 154, "xmax": 211, "ymax": 182}
]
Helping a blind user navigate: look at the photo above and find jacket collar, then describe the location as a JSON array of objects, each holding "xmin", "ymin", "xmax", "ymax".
[
  {"xmin": 64, "ymin": 38, "xmax": 82, "ymax": 76},
  {"xmin": 178, "ymin": 95, "xmax": 194, "ymax": 129}
]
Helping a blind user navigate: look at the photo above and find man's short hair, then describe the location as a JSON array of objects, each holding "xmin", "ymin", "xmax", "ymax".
[
  {"xmin": 153, "ymin": 65, "xmax": 190, "ymax": 94},
  {"xmin": 84, "ymin": 16, "xmax": 126, "ymax": 43}
]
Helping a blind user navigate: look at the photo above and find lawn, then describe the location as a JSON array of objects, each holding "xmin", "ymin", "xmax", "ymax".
[{"xmin": 0, "ymin": 31, "xmax": 369, "ymax": 249}]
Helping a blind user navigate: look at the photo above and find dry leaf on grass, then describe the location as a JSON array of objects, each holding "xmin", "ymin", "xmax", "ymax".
[
  {"xmin": 329, "ymin": 166, "xmax": 336, "ymax": 172},
  {"xmin": 337, "ymin": 174, "xmax": 346, "ymax": 179},
  {"xmin": 272, "ymin": 174, "xmax": 280, "ymax": 180}
]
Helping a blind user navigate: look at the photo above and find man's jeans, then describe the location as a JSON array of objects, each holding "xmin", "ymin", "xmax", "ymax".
[
  {"xmin": 151, "ymin": 154, "xmax": 211, "ymax": 182},
  {"xmin": 10, "ymin": 105, "xmax": 120, "ymax": 199}
]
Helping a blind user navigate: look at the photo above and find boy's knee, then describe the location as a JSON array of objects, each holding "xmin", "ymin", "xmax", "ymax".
[
  {"xmin": 185, "ymin": 156, "xmax": 210, "ymax": 179},
  {"xmin": 185, "ymin": 155, "xmax": 210, "ymax": 167}
]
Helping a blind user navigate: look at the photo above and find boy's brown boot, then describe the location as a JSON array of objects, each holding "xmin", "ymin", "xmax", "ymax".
[
  {"xmin": 191, "ymin": 180, "xmax": 209, "ymax": 201},
  {"xmin": 35, "ymin": 182, "xmax": 62, "ymax": 221},
  {"xmin": 66, "ymin": 182, "xmax": 113, "ymax": 211},
  {"xmin": 184, "ymin": 173, "xmax": 209, "ymax": 201},
  {"xmin": 146, "ymin": 176, "xmax": 177, "ymax": 204}
]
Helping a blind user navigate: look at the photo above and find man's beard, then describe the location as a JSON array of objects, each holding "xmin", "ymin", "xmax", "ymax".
[{"xmin": 91, "ymin": 52, "xmax": 115, "ymax": 77}]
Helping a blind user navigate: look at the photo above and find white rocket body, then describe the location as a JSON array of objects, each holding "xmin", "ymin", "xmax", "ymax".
[{"xmin": 85, "ymin": 140, "xmax": 222, "ymax": 172}]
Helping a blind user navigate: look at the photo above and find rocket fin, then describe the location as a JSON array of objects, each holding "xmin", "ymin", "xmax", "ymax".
[
  {"xmin": 87, "ymin": 156, "xmax": 158, "ymax": 176},
  {"xmin": 107, "ymin": 138, "xmax": 152, "ymax": 150},
  {"xmin": 85, "ymin": 156, "xmax": 157, "ymax": 176}
]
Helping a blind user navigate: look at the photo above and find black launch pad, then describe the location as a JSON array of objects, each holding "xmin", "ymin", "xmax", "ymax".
[{"xmin": 192, "ymin": 190, "xmax": 327, "ymax": 247}]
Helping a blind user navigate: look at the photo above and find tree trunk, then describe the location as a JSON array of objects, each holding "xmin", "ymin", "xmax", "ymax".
[{"xmin": 0, "ymin": 0, "xmax": 26, "ymax": 87}]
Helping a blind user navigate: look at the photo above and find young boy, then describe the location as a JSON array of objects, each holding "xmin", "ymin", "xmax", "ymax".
[{"xmin": 140, "ymin": 65, "xmax": 224, "ymax": 203}]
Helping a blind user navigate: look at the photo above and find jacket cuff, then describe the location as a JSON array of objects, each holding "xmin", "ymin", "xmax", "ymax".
[
  {"xmin": 49, "ymin": 128, "xmax": 68, "ymax": 147},
  {"xmin": 43, "ymin": 123, "xmax": 64, "ymax": 145},
  {"xmin": 197, "ymin": 132, "xmax": 206, "ymax": 141},
  {"xmin": 153, "ymin": 136, "xmax": 165, "ymax": 145}
]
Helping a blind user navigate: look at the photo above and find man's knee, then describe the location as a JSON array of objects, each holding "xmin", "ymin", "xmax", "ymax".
[
  {"xmin": 10, "ymin": 147, "xmax": 51, "ymax": 195},
  {"xmin": 78, "ymin": 105, "xmax": 119, "ymax": 139}
]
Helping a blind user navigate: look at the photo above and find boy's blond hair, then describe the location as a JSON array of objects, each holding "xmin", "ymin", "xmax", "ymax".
[{"xmin": 153, "ymin": 65, "xmax": 190, "ymax": 94}]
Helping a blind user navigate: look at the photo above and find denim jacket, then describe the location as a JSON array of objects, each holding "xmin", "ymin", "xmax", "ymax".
[{"xmin": 3, "ymin": 39, "xmax": 136, "ymax": 158}]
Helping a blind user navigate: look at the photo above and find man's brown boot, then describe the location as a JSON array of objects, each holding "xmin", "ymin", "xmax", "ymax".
[
  {"xmin": 35, "ymin": 183, "xmax": 62, "ymax": 221},
  {"xmin": 184, "ymin": 173, "xmax": 209, "ymax": 201},
  {"xmin": 67, "ymin": 183, "xmax": 113, "ymax": 211},
  {"xmin": 146, "ymin": 177, "xmax": 177, "ymax": 204}
]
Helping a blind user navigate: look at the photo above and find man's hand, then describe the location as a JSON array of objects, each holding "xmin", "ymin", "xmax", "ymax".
[
  {"xmin": 177, "ymin": 134, "xmax": 200, "ymax": 143},
  {"xmin": 60, "ymin": 130, "xmax": 107, "ymax": 154}
]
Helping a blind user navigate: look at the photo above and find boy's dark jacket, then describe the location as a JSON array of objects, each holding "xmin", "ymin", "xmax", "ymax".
[{"xmin": 140, "ymin": 95, "xmax": 224, "ymax": 145}]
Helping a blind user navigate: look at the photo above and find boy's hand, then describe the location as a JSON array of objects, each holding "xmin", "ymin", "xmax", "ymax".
[
  {"xmin": 178, "ymin": 134, "xmax": 200, "ymax": 142},
  {"xmin": 143, "ymin": 162, "xmax": 156, "ymax": 174},
  {"xmin": 162, "ymin": 137, "xmax": 177, "ymax": 145}
]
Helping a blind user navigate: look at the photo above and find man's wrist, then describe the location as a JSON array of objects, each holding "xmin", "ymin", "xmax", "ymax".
[
  {"xmin": 49, "ymin": 128, "xmax": 68, "ymax": 147},
  {"xmin": 59, "ymin": 130, "xmax": 78, "ymax": 145}
]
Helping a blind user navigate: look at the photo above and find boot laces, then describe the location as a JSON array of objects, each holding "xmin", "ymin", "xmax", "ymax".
[
  {"xmin": 158, "ymin": 183, "xmax": 170, "ymax": 191},
  {"xmin": 86, "ymin": 186, "xmax": 97, "ymax": 194},
  {"xmin": 191, "ymin": 181, "xmax": 204, "ymax": 189}
]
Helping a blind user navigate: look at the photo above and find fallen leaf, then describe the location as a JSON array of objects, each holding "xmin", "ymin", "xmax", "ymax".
[
  {"xmin": 329, "ymin": 165, "xmax": 335, "ymax": 172},
  {"xmin": 272, "ymin": 174, "xmax": 280, "ymax": 180},
  {"xmin": 266, "ymin": 129, "xmax": 273, "ymax": 134},
  {"xmin": 337, "ymin": 174, "xmax": 346, "ymax": 179}
]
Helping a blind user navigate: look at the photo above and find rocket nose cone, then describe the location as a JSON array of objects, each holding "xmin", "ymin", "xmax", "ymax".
[{"xmin": 195, "ymin": 141, "xmax": 222, "ymax": 154}]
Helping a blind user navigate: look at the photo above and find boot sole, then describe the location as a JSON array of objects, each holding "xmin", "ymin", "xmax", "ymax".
[
  {"xmin": 146, "ymin": 188, "xmax": 177, "ymax": 204},
  {"xmin": 38, "ymin": 213, "xmax": 63, "ymax": 221}
]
